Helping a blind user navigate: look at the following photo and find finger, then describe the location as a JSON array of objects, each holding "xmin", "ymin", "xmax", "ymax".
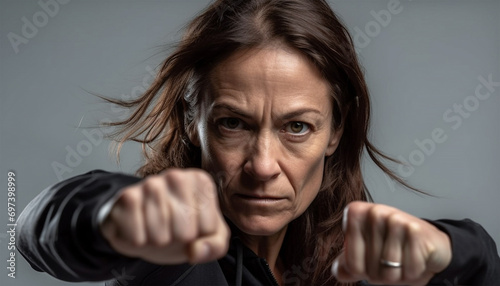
[
  {"xmin": 165, "ymin": 170, "xmax": 198, "ymax": 242},
  {"xmin": 378, "ymin": 212, "xmax": 405, "ymax": 284},
  {"xmin": 142, "ymin": 176, "xmax": 171, "ymax": 246},
  {"xmin": 342, "ymin": 202, "xmax": 371, "ymax": 279},
  {"xmin": 106, "ymin": 186, "xmax": 146, "ymax": 255},
  {"xmin": 365, "ymin": 204, "xmax": 388, "ymax": 280},
  {"xmin": 195, "ymin": 172, "xmax": 219, "ymax": 236},
  {"xmin": 403, "ymin": 222, "xmax": 428, "ymax": 283},
  {"xmin": 187, "ymin": 220, "xmax": 230, "ymax": 264},
  {"xmin": 332, "ymin": 252, "xmax": 359, "ymax": 282}
]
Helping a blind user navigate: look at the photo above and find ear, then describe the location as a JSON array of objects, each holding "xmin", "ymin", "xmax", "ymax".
[
  {"xmin": 186, "ymin": 123, "xmax": 201, "ymax": 147},
  {"xmin": 325, "ymin": 127, "xmax": 343, "ymax": 156}
]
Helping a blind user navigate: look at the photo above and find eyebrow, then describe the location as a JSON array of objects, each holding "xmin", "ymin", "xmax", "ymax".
[
  {"xmin": 281, "ymin": 108, "xmax": 323, "ymax": 121},
  {"xmin": 211, "ymin": 103, "xmax": 323, "ymax": 120},
  {"xmin": 211, "ymin": 103, "xmax": 252, "ymax": 119}
]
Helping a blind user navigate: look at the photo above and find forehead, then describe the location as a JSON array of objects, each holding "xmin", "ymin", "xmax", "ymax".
[{"xmin": 207, "ymin": 44, "xmax": 332, "ymax": 111}]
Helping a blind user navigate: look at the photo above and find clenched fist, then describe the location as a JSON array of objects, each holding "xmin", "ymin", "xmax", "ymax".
[
  {"xmin": 333, "ymin": 202, "xmax": 452, "ymax": 285},
  {"xmin": 99, "ymin": 168, "xmax": 230, "ymax": 265}
]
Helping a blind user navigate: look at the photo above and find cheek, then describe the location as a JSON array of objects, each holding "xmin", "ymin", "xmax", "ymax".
[
  {"xmin": 291, "ymin": 151, "xmax": 326, "ymax": 211},
  {"xmin": 201, "ymin": 138, "xmax": 242, "ymax": 185}
]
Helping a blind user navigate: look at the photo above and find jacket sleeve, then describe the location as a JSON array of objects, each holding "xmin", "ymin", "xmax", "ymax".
[
  {"xmin": 426, "ymin": 219, "xmax": 500, "ymax": 285},
  {"xmin": 16, "ymin": 169, "xmax": 148, "ymax": 282}
]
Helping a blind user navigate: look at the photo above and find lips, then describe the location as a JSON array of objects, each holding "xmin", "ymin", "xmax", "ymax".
[{"xmin": 235, "ymin": 194, "xmax": 285, "ymax": 201}]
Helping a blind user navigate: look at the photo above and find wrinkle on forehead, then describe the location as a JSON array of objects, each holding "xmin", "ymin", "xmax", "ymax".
[
  {"xmin": 207, "ymin": 43, "xmax": 332, "ymax": 119},
  {"xmin": 211, "ymin": 43, "xmax": 324, "ymax": 87}
]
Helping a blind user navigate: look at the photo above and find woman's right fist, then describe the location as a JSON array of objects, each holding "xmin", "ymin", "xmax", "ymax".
[{"xmin": 99, "ymin": 168, "xmax": 230, "ymax": 265}]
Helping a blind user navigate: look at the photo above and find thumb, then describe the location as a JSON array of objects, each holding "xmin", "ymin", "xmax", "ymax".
[
  {"xmin": 187, "ymin": 240, "xmax": 212, "ymax": 264},
  {"xmin": 187, "ymin": 228, "xmax": 230, "ymax": 264},
  {"xmin": 332, "ymin": 251, "xmax": 360, "ymax": 282}
]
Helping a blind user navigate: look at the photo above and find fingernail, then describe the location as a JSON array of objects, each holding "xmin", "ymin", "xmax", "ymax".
[
  {"xmin": 331, "ymin": 259, "xmax": 339, "ymax": 276},
  {"xmin": 342, "ymin": 205, "xmax": 349, "ymax": 232},
  {"xmin": 199, "ymin": 242, "xmax": 211, "ymax": 261}
]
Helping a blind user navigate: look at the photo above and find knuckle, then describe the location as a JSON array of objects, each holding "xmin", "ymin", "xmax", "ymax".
[
  {"xmin": 198, "ymin": 171, "xmax": 215, "ymax": 186},
  {"xmin": 406, "ymin": 221, "xmax": 423, "ymax": 236},
  {"xmin": 367, "ymin": 205, "xmax": 386, "ymax": 224},
  {"xmin": 197, "ymin": 172, "xmax": 216, "ymax": 193},
  {"xmin": 166, "ymin": 168, "xmax": 184, "ymax": 182},
  {"xmin": 142, "ymin": 176, "xmax": 163, "ymax": 192},
  {"xmin": 347, "ymin": 201, "xmax": 364, "ymax": 212},
  {"xmin": 117, "ymin": 188, "xmax": 142, "ymax": 209},
  {"xmin": 168, "ymin": 169, "xmax": 192, "ymax": 194},
  {"xmin": 345, "ymin": 203, "xmax": 364, "ymax": 226},
  {"xmin": 387, "ymin": 213, "xmax": 405, "ymax": 229}
]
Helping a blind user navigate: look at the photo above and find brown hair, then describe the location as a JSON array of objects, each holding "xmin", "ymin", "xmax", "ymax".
[{"xmin": 98, "ymin": 0, "xmax": 416, "ymax": 284}]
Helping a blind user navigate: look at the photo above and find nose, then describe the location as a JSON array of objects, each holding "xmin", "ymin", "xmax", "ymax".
[{"xmin": 243, "ymin": 131, "xmax": 282, "ymax": 181}]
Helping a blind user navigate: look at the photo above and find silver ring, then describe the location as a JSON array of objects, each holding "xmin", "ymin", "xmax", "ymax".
[{"xmin": 380, "ymin": 259, "xmax": 402, "ymax": 268}]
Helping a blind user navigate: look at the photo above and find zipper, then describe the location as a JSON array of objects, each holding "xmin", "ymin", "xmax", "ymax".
[{"xmin": 261, "ymin": 259, "xmax": 279, "ymax": 286}]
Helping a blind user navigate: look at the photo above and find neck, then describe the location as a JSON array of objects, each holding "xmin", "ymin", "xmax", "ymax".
[{"xmin": 238, "ymin": 226, "xmax": 287, "ymax": 284}]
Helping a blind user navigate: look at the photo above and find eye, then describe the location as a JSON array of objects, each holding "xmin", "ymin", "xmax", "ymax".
[
  {"xmin": 219, "ymin": 118, "xmax": 243, "ymax": 130},
  {"xmin": 285, "ymin": 122, "xmax": 310, "ymax": 135}
]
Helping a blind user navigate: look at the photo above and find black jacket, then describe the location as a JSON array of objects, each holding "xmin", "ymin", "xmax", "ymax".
[{"xmin": 17, "ymin": 170, "xmax": 500, "ymax": 285}]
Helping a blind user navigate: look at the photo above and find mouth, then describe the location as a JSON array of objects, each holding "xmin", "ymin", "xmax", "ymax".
[{"xmin": 234, "ymin": 194, "xmax": 285, "ymax": 203}]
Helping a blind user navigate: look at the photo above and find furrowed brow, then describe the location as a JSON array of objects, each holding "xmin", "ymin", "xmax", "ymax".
[
  {"xmin": 211, "ymin": 103, "xmax": 252, "ymax": 119},
  {"xmin": 281, "ymin": 108, "xmax": 323, "ymax": 121},
  {"xmin": 211, "ymin": 103, "xmax": 323, "ymax": 121}
]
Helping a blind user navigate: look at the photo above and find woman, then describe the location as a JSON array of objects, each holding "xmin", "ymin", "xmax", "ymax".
[{"xmin": 17, "ymin": 0, "xmax": 499, "ymax": 285}]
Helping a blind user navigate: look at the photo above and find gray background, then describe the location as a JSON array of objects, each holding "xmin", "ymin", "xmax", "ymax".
[{"xmin": 1, "ymin": 1, "xmax": 499, "ymax": 285}]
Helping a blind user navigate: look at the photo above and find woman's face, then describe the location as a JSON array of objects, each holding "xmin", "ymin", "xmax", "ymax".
[{"xmin": 195, "ymin": 44, "xmax": 342, "ymax": 236}]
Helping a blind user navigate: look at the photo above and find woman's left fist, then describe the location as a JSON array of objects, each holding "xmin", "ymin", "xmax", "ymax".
[{"xmin": 332, "ymin": 201, "xmax": 452, "ymax": 285}]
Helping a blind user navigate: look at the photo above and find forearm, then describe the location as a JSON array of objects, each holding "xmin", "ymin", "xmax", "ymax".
[
  {"xmin": 16, "ymin": 170, "xmax": 142, "ymax": 282},
  {"xmin": 427, "ymin": 219, "xmax": 500, "ymax": 285}
]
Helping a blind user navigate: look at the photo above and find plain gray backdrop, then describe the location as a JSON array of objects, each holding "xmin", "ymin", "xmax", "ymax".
[{"xmin": 1, "ymin": 1, "xmax": 499, "ymax": 285}]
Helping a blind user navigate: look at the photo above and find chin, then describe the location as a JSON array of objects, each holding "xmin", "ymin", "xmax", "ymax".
[{"xmin": 229, "ymin": 214, "xmax": 289, "ymax": 236}]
